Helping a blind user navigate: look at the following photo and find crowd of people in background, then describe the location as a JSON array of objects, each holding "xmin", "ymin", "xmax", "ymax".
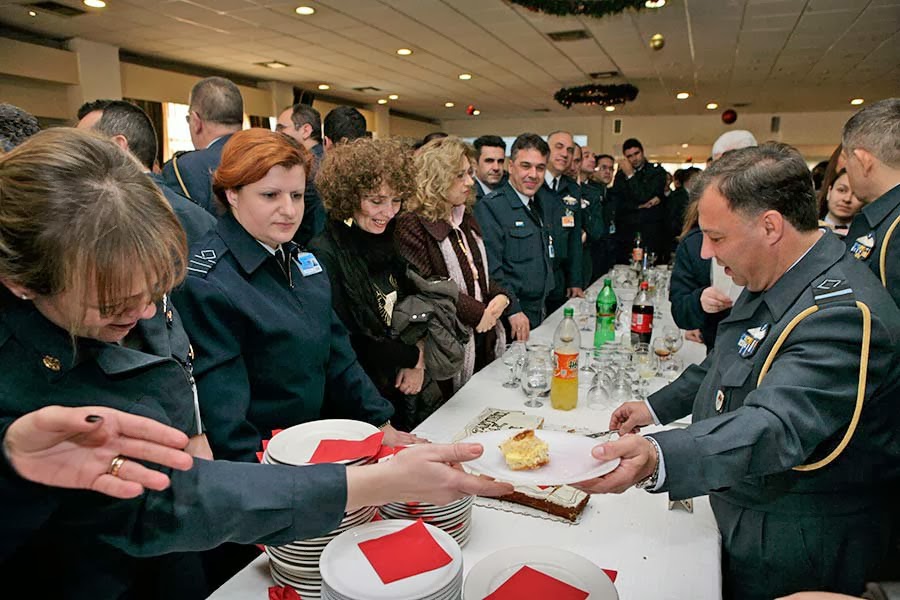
[{"xmin": 0, "ymin": 78, "xmax": 898, "ymax": 600}]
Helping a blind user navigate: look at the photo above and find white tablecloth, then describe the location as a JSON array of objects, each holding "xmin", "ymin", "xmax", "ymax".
[{"xmin": 208, "ymin": 290, "xmax": 722, "ymax": 600}]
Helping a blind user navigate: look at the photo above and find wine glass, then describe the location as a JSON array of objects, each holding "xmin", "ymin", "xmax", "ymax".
[
  {"xmin": 663, "ymin": 326, "xmax": 684, "ymax": 356},
  {"xmin": 586, "ymin": 380, "xmax": 612, "ymax": 411},
  {"xmin": 502, "ymin": 341, "xmax": 526, "ymax": 388},
  {"xmin": 576, "ymin": 298, "xmax": 593, "ymax": 331},
  {"xmin": 651, "ymin": 336, "xmax": 672, "ymax": 374},
  {"xmin": 633, "ymin": 343, "xmax": 658, "ymax": 381},
  {"xmin": 520, "ymin": 353, "xmax": 552, "ymax": 408}
]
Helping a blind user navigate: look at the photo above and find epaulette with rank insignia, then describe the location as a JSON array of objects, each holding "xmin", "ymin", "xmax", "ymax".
[
  {"xmin": 811, "ymin": 276, "xmax": 855, "ymax": 307},
  {"xmin": 187, "ymin": 248, "xmax": 220, "ymax": 277}
]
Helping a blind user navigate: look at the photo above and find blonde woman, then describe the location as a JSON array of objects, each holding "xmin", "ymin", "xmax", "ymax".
[{"xmin": 395, "ymin": 137, "xmax": 509, "ymax": 396}]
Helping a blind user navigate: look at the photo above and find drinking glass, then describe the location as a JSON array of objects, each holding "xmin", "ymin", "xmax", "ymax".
[
  {"xmin": 651, "ymin": 336, "xmax": 672, "ymax": 373},
  {"xmin": 633, "ymin": 343, "xmax": 658, "ymax": 381},
  {"xmin": 586, "ymin": 381, "xmax": 612, "ymax": 410},
  {"xmin": 502, "ymin": 341, "xmax": 526, "ymax": 388},
  {"xmin": 663, "ymin": 326, "xmax": 684, "ymax": 355},
  {"xmin": 520, "ymin": 353, "xmax": 552, "ymax": 408},
  {"xmin": 575, "ymin": 297, "xmax": 593, "ymax": 331}
]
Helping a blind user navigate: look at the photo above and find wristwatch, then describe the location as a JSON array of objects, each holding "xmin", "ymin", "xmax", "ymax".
[{"xmin": 635, "ymin": 436, "xmax": 661, "ymax": 490}]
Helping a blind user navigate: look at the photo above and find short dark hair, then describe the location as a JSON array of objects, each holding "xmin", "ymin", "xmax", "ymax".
[
  {"xmin": 473, "ymin": 135, "xmax": 506, "ymax": 159},
  {"xmin": 189, "ymin": 77, "xmax": 243, "ymax": 126},
  {"xmin": 90, "ymin": 100, "xmax": 158, "ymax": 170},
  {"xmin": 324, "ymin": 106, "xmax": 367, "ymax": 145},
  {"xmin": 690, "ymin": 142, "xmax": 817, "ymax": 232},
  {"xmin": 422, "ymin": 132, "xmax": 448, "ymax": 145},
  {"xmin": 674, "ymin": 166, "xmax": 701, "ymax": 185},
  {"xmin": 77, "ymin": 99, "xmax": 113, "ymax": 121},
  {"xmin": 0, "ymin": 103, "xmax": 40, "ymax": 152},
  {"xmin": 842, "ymin": 97, "xmax": 900, "ymax": 168},
  {"xmin": 510, "ymin": 133, "xmax": 549, "ymax": 161},
  {"xmin": 623, "ymin": 138, "xmax": 643, "ymax": 153},
  {"xmin": 595, "ymin": 153, "xmax": 614, "ymax": 163},
  {"xmin": 289, "ymin": 104, "xmax": 322, "ymax": 143}
]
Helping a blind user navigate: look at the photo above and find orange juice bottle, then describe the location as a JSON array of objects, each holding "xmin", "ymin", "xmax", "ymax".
[{"xmin": 551, "ymin": 307, "xmax": 579, "ymax": 410}]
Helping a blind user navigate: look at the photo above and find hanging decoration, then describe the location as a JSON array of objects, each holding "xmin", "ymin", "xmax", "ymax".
[
  {"xmin": 649, "ymin": 33, "xmax": 665, "ymax": 51},
  {"xmin": 508, "ymin": 0, "xmax": 647, "ymax": 18},
  {"xmin": 721, "ymin": 108, "xmax": 738, "ymax": 124},
  {"xmin": 554, "ymin": 83, "xmax": 639, "ymax": 109}
]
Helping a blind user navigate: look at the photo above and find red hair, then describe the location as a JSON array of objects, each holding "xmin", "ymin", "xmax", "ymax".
[{"xmin": 213, "ymin": 128, "xmax": 311, "ymax": 211}]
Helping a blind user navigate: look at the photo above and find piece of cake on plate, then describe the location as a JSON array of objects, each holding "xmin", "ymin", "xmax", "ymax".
[{"xmin": 499, "ymin": 429, "xmax": 549, "ymax": 471}]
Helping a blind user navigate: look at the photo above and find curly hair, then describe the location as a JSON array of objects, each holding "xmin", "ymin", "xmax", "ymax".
[
  {"xmin": 407, "ymin": 136, "xmax": 474, "ymax": 222},
  {"xmin": 315, "ymin": 137, "xmax": 416, "ymax": 221}
]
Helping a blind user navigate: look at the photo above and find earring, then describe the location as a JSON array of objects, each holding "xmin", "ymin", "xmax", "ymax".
[{"xmin": 20, "ymin": 294, "xmax": 30, "ymax": 300}]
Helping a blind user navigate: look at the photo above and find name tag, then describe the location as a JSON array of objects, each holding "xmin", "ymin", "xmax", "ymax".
[
  {"xmin": 515, "ymin": 220, "xmax": 525, "ymax": 227},
  {"xmin": 562, "ymin": 214, "xmax": 575, "ymax": 228},
  {"xmin": 296, "ymin": 252, "xmax": 323, "ymax": 276}
]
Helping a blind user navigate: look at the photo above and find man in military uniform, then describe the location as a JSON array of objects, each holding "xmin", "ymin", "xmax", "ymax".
[
  {"xmin": 542, "ymin": 130, "xmax": 584, "ymax": 314},
  {"xmin": 613, "ymin": 137, "xmax": 669, "ymax": 263},
  {"xmin": 576, "ymin": 143, "xmax": 900, "ymax": 599},
  {"xmin": 472, "ymin": 135, "xmax": 507, "ymax": 203},
  {"xmin": 77, "ymin": 100, "xmax": 216, "ymax": 247},
  {"xmin": 162, "ymin": 77, "xmax": 243, "ymax": 216},
  {"xmin": 842, "ymin": 98, "xmax": 900, "ymax": 308},
  {"xmin": 579, "ymin": 149, "xmax": 612, "ymax": 285},
  {"xmin": 474, "ymin": 133, "xmax": 555, "ymax": 340},
  {"xmin": 276, "ymin": 103, "xmax": 326, "ymax": 246}
]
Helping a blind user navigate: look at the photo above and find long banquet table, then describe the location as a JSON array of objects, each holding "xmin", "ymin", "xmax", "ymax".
[{"xmin": 208, "ymin": 285, "xmax": 722, "ymax": 600}]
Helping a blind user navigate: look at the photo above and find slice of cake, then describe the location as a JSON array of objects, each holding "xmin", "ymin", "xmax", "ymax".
[{"xmin": 499, "ymin": 429, "xmax": 549, "ymax": 471}]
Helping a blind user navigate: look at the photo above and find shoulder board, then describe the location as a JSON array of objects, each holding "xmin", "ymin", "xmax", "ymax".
[
  {"xmin": 811, "ymin": 275, "xmax": 855, "ymax": 307},
  {"xmin": 186, "ymin": 239, "xmax": 227, "ymax": 278},
  {"xmin": 171, "ymin": 150, "xmax": 194, "ymax": 159}
]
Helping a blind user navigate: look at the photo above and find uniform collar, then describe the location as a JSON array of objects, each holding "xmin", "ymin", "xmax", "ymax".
[
  {"xmin": 727, "ymin": 233, "xmax": 843, "ymax": 323},
  {"xmin": 503, "ymin": 182, "xmax": 532, "ymax": 208},
  {"xmin": 860, "ymin": 182, "xmax": 900, "ymax": 229},
  {"xmin": 216, "ymin": 211, "xmax": 274, "ymax": 276}
]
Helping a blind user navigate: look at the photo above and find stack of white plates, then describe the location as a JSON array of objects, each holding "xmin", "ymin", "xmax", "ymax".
[
  {"xmin": 319, "ymin": 520, "xmax": 463, "ymax": 600},
  {"xmin": 262, "ymin": 419, "xmax": 382, "ymax": 467},
  {"xmin": 377, "ymin": 496, "xmax": 474, "ymax": 546},
  {"xmin": 263, "ymin": 420, "xmax": 383, "ymax": 598}
]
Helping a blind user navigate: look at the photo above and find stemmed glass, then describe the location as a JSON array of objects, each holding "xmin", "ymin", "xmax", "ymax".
[
  {"xmin": 633, "ymin": 343, "xmax": 658, "ymax": 381},
  {"xmin": 663, "ymin": 326, "xmax": 684, "ymax": 356},
  {"xmin": 575, "ymin": 298, "xmax": 593, "ymax": 331},
  {"xmin": 502, "ymin": 341, "xmax": 526, "ymax": 389},
  {"xmin": 520, "ymin": 352, "xmax": 552, "ymax": 408}
]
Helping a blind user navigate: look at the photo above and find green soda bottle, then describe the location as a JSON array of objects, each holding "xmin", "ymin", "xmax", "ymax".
[{"xmin": 594, "ymin": 278, "xmax": 618, "ymax": 348}]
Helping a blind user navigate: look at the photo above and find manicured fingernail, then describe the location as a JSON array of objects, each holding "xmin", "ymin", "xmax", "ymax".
[
  {"xmin": 85, "ymin": 415, "xmax": 103, "ymax": 423},
  {"xmin": 593, "ymin": 446, "xmax": 605, "ymax": 458}
]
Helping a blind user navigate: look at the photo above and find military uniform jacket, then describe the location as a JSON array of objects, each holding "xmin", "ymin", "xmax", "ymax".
[
  {"xmin": 580, "ymin": 180, "xmax": 607, "ymax": 243},
  {"xmin": 172, "ymin": 212, "xmax": 394, "ymax": 463},
  {"xmin": 846, "ymin": 183, "xmax": 900, "ymax": 308},
  {"xmin": 647, "ymin": 233, "xmax": 900, "ymax": 513},
  {"xmin": 161, "ymin": 134, "xmax": 233, "ymax": 217},
  {"xmin": 613, "ymin": 161, "xmax": 668, "ymax": 227},
  {"xmin": 0, "ymin": 293, "xmax": 348, "ymax": 598},
  {"xmin": 148, "ymin": 172, "xmax": 217, "ymax": 247},
  {"xmin": 541, "ymin": 174, "xmax": 584, "ymax": 289},
  {"xmin": 473, "ymin": 182, "xmax": 554, "ymax": 319}
]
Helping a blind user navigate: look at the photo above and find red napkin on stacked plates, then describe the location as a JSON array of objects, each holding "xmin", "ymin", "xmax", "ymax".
[
  {"xmin": 484, "ymin": 566, "xmax": 590, "ymax": 600},
  {"xmin": 309, "ymin": 431, "xmax": 384, "ymax": 463},
  {"xmin": 357, "ymin": 519, "xmax": 453, "ymax": 584}
]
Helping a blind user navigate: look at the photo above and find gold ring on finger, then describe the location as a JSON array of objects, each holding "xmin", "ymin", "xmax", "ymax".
[{"xmin": 107, "ymin": 455, "xmax": 127, "ymax": 478}]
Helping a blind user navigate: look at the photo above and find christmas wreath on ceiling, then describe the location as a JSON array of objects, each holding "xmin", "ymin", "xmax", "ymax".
[
  {"xmin": 508, "ymin": 0, "xmax": 647, "ymax": 18},
  {"xmin": 554, "ymin": 83, "xmax": 639, "ymax": 108}
]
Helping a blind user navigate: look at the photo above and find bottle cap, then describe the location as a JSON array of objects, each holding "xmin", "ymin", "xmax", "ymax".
[
  {"xmin": 563, "ymin": 307, "xmax": 574, "ymax": 317},
  {"xmin": 640, "ymin": 281, "xmax": 649, "ymax": 289},
  {"xmin": 604, "ymin": 278, "xmax": 612, "ymax": 285}
]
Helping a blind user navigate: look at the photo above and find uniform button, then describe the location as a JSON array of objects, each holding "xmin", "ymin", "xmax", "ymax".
[{"xmin": 42, "ymin": 355, "xmax": 61, "ymax": 371}]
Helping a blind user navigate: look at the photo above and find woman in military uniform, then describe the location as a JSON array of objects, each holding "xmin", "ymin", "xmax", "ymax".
[
  {"xmin": 173, "ymin": 129, "xmax": 419, "ymax": 465},
  {"xmin": 0, "ymin": 128, "xmax": 511, "ymax": 598}
]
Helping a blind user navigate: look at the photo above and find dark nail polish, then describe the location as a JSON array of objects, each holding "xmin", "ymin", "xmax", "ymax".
[{"xmin": 85, "ymin": 415, "xmax": 103, "ymax": 423}]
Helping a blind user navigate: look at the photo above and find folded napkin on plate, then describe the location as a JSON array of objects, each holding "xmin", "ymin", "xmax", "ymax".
[
  {"xmin": 268, "ymin": 585, "xmax": 301, "ymax": 600},
  {"xmin": 357, "ymin": 519, "xmax": 453, "ymax": 584},
  {"xmin": 309, "ymin": 431, "xmax": 384, "ymax": 463},
  {"xmin": 484, "ymin": 566, "xmax": 589, "ymax": 600}
]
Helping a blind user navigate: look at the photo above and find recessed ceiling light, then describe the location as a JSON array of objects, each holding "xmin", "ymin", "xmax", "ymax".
[
  {"xmin": 257, "ymin": 61, "xmax": 289, "ymax": 69},
  {"xmin": 676, "ymin": 92, "xmax": 690, "ymax": 100},
  {"xmin": 645, "ymin": 0, "xmax": 666, "ymax": 8},
  {"xmin": 458, "ymin": 73, "xmax": 472, "ymax": 80},
  {"xmin": 444, "ymin": 102, "xmax": 455, "ymax": 108},
  {"xmin": 605, "ymin": 105, "xmax": 616, "ymax": 112},
  {"xmin": 396, "ymin": 48, "xmax": 413, "ymax": 56},
  {"xmin": 706, "ymin": 102, "xmax": 718, "ymax": 110},
  {"xmin": 850, "ymin": 98, "xmax": 864, "ymax": 105},
  {"xmin": 681, "ymin": 143, "xmax": 689, "ymax": 148},
  {"xmin": 28, "ymin": 10, "xmax": 37, "ymax": 16},
  {"xmin": 472, "ymin": 109, "xmax": 481, "ymax": 116},
  {"xmin": 377, "ymin": 99, "xmax": 388, "ymax": 105},
  {"xmin": 295, "ymin": 6, "xmax": 315, "ymax": 15},
  {"xmin": 83, "ymin": 0, "xmax": 106, "ymax": 7},
  {"xmin": 317, "ymin": 83, "xmax": 330, "ymax": 90},
  {"xmin": 388, "ymin": 94, "xmax": 399, "ymax": 100}
]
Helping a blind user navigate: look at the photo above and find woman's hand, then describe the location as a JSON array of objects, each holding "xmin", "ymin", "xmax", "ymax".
[
  {"xmin": 381, "ymin": 423, "xmax": 428, "ymax": 446},
  {"xmin": 3, "ymin": 405, "xmax": 194, "ymax": 499},
  {"xmin": 345, "ymin": 443, "xmax": 514, "ymax": 510},
  {"xmin": 476, "ymin": 295, "xmax": 509, "ymax": 333},
  {"xmin": 395, "ymin": 367, "xmax": 424, "ymax": 395}
]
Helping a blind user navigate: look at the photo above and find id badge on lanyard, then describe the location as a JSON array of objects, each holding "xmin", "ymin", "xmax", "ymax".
[{"xmin": 548, "ymin": 234, "xmax": 555, "ymax": 259}]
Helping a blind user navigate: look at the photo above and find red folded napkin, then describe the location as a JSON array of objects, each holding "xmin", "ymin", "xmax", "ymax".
[
  {"xmin": 603, "ymin": 569, "xmax": 618, "ymax": 583},
  {"xmin": 484, "ymin": 566, "xmax": 590, "ymax": 600},
  {"xmin": 309, "ymin": 431, "xmax": 385, "ymax": 463},
  {"xmin": 357, "ymin": 519, "xmax": 453, "ymax": 584},
  {"xmin": 268, "ymin": 585, "xmax": 301, "ymax": 600}
]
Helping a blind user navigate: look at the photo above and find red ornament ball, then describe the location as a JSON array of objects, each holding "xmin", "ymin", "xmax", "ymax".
[
  {"xmin": 721, "ymin": 109, "xmax": 738, "ymax": 124},
  {"xmin": 466, "ymin": 104, "xmax": 476, "ymax": 116}
]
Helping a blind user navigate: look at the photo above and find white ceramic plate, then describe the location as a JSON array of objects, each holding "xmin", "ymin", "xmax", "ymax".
[
  {"xmin": 458, "ymin": 429, "xmax": 620, "ymax": 485},
  {"xmin": 463, "ymin": 546, "xmax": 617, "ymax": 600},
  {"xmin": 319, "ymin": 520, "xmax": 462, "ymax": 600},
  {"xmin": 266, "ymin": 419, "xmax": 381, "ymax": 466}
]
